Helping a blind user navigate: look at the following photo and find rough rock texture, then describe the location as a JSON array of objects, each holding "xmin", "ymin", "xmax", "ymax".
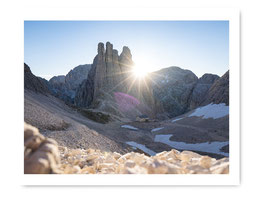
[
  {"xmin": 203, "ymin": 70, "xmax": 229, "ymax": 106},
  {"xmin": 24, "ymin": 122, "xmax": 61, "ymax": 174},
  {"xmin": 49, "ymin": 64, "xmax": 91, "ymax": 104},
  {"xmin": 65, "ymin": 64, "xmax": 92, "ymax": 91},
  {"xmin": 24, "ymin": 63, "xmax": 50, "ymax": 94},
  {"xmin": 75, "ymin": 42, "xmax": 159, "ymax": 119},
  {"xmin": 59, "ymin": 147, "xmax": 229, "ymax": 174},
  {"xmin": 24, "ymin": 123, "xmax": 229, "ymax": 174},
  {"xmin": 190, "ymin": 73, "xmax": 220, "ymax": 109},
  {"xmin": 49, "ymin": 75, "xmax": 65, "ymax": 86},
  {"xmin": 151, "ymin": 66, "xmax": 198, "ymax": 118}
]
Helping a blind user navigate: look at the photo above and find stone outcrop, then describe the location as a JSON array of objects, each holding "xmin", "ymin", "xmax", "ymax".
[
  {"xmin": 72, "ymin": 42, "xmax": 229, "ymax": 119},
  {"xmin": 24, "ymin": 122, "xmax": 61, "ymax": 174},
  {"xmin": 75, "ymin": 42, "xmax": 159, "ymax": 119},
  {"xmin": 202, "ymin": 70, "xmax": 229, "ymax": 106},
  {"xmin": 150, "ymin": 66, "xmax": 198, "ymax": 118},
  {"xmin": 190, "ymin": 73, "xmax": 220, "ymax": 109},
  {"xmin": 49, "ymin": 64, "xmax": 91, "ymax": 104},
  {"xmin": 59, "ymin": 147, "xmax": 229, "ymax": 174},
  {"xmin": 24, "ymin": 63, "xmax": 50, "ymax": 94}
]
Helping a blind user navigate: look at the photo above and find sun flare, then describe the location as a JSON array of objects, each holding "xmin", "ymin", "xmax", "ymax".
[{"xmin": 132, "ymin": 64, "xmax": 150, "ymax": 78}]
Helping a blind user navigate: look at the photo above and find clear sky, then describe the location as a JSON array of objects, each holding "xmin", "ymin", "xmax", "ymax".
[{"xmin": 24, "ymin": 21, "xmax": 229, "ymax": 80}]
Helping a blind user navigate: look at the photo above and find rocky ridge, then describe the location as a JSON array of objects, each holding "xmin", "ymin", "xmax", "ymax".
[
  {"xmin": 151, "ymin": 66, "xmax": 199, "ymax": 118},
  {"xmin": 35, "ymin": 42, "xmax": 229, "ymax": 120},
  {"xmin": 203, "ymin": 70, "xmax": 229, "ymax": 105},
  {"xmin": 151, "ymin": 68, "xmax": 228, "ymax": 118},
  {"xmin": 75, "ymin": 42, "xmax": 159, "ymax": 119},
  {"xmin": 24, "ymin": 63, "xmax": 50, "ymax": 95},
  {"xmin": 190, "ymin": 73, "xmax": 220, "ymax": 109},
  {"xmin": 49, "ymin": 64, "xmax": 92, "ymax": 104}
]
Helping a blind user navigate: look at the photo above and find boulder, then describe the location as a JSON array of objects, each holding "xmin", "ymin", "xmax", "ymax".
[{"xmin": 24, "ymin": 122, "xmax": 61, "ymax": 174}]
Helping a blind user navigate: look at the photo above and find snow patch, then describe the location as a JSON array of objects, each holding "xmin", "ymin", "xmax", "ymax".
[
  {"xmin": 121, "ymin": 125, "xmax": 139, "ymax": 131},
  {"xmin": 154, "ymin": 134, "xmax": 229, "ymax": 156},
  {"xmin": 151, "ymin": 127, "xmax": 164, "ymax": 132},
  {"xmin": 189, "ymin": 103, "xmax": 229, "ymax": 119},
  {"xmin": 171, "ymin": 118, "xmax": 183, "ymax": 123},
  {"xmin": 126, "ymin": 141, "xmax": 156, "ymax": 156}
]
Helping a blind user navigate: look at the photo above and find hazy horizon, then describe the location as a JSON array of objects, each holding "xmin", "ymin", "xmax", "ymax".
[{"xmin": 24, "ymin": 21, "xmax": 229, "ymax": 80}]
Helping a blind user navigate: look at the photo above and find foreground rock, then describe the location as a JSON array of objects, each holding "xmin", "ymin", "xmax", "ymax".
[
  {"xmin": 24, "ymin": 123, "xmax": 229, "ymax": 174},
  {"xmin": 24, "ymin": 122, "xmax": 61, "ymax": 174},
  {"xmin": 59, "ymin": 147, "xmax": 229, "ymax": 174}
]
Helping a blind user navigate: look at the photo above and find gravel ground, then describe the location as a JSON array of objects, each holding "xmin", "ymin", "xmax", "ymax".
[{"xmin": 24, "ymin": 90, "xmax": 229, "ymax": 158}]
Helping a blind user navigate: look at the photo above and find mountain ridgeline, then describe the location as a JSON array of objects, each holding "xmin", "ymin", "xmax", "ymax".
[
  {"xmin": 49, "ymin": 64, "xmax": 92, "ymax": 104},
  {"xmin": 24, "ymin": 42, "xmax": 229, "ymax": 119}
]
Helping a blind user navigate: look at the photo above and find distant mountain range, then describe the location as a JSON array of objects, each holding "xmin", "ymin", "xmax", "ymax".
[
  {"xmin": 24, "ymin": 42, "xmax": 230, "ymax": 163},
  {"xmin": 24, "ymin": 42, "xmax": 229, "ymax": 119}
]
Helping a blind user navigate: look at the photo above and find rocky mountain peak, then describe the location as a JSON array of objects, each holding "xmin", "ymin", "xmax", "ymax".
[
  {"xmin": 97, "ymin": 42, "xmax": 105, "ymax": 54},
  {"xmin": 198, "ymin": 73, "xmax": 220, "ymax": 84},
  {"xmin": 48, "ymin": 64, "xmax": 92, "ymax": 104},
  {"xmin": 75, "ymin": 42, "xmax": 158, "ymax": 119}
]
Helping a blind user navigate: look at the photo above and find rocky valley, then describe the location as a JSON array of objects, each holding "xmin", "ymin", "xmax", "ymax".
[{"xmin": 24, "ymin": 42, "xmax": 229, "ymax": 174}]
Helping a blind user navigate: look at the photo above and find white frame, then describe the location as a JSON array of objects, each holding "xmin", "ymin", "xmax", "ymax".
[{"xmin": 22, "ymin": 7, "xmax": 240, "ymax": 185}]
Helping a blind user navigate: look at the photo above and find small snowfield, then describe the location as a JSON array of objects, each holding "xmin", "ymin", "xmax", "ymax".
[
  {"xmin": 154, "ymin": 134, "xmax": 229, "ymax": 156},
  {"xmin": 189, "ymin": 103, "xmax": 229, "ymax": 119},
  {"xmin": 121, "ymin": 125, "xmax": 139, "ymax": 131},
  {"xmin": 171, "ymin": 118, "xmax": 183, "ymax": 123},
  {"xmin": 126, "ymin": 141, "xmax": 156, "ymax": 156},
  {"xmin": 151, "ymin": 127, "xmax": 164, "ymax": 132}
]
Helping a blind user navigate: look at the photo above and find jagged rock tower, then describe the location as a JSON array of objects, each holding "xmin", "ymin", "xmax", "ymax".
[{"xmin": 75, "ymin": 42, "xmax": 161, "ymax": 119}]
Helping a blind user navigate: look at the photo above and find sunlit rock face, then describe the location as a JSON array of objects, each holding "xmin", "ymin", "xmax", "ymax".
[{"xmin": 75, "ymin": 42, "xmax": 160, "ymax": 119}]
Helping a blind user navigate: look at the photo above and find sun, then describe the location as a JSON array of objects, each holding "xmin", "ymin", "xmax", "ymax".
[{"xmin": 132, "ymin": 64, "xmax": 150, "ymax": 78}]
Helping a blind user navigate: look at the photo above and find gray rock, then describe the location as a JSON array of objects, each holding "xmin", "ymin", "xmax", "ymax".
[
  {"xmin": 49, "ymin": 64, "xmax": 91, "ymax": 103},
  {"xmin": 74, "ymin": 65, "xmax": 96, "ymax": 107},
  {"xmin": 202, "ymin": 70, "xmax": 229, "ymax": 105},
  {"xmin": 190, "ymin": 73, "xmax": 219, "ymax": 109},
  {"xmin": 75, "ymin": 42, "xmax": 158, "ymax": 119},
  {"xmin": 24, "ymin": 122, "xmax": 61, "ymax": 174},
  {"xmin": 24, "ymin": 63, "xmax": 50, "ymax": 95},
  {"xmin": 150, "ymin": 66, "xmax": 198, "ymax": 118}
]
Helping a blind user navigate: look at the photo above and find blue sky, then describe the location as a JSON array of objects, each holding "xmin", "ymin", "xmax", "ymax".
[{"xmin": 24, "ymin": 21, "xmax": 229, "ymax": 80}]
